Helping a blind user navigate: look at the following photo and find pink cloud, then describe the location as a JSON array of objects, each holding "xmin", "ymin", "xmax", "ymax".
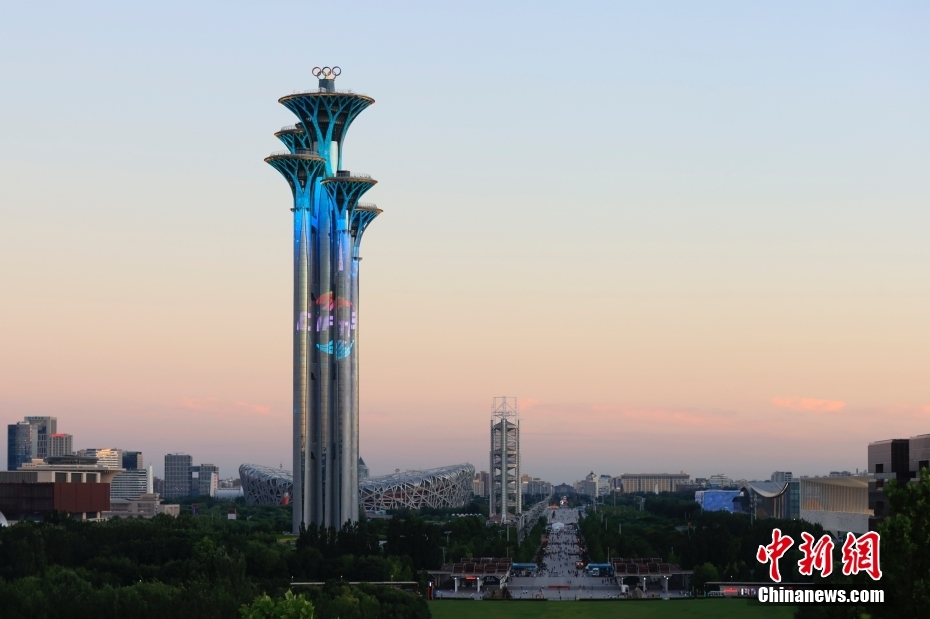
[
  {"xmin": 234, "ymin": 401, "xmax": 271, "ymax": 415},
  {"xmin": 180, "ymin": 396, "xmax": 219, "ymax": 411},
  {"xmin": 772, "ymin": 397, "xmax": 846, "ymax": 413}
]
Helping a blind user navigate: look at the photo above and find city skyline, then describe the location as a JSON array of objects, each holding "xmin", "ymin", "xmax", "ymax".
[{"xmin": 1, "ymin": 2, "xmax": 928, "ymax": 485}]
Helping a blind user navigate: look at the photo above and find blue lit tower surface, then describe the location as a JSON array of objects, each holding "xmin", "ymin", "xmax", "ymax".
[{"xmin": 265, "ymin": 67, "xmax": 382, "ymax": 532}]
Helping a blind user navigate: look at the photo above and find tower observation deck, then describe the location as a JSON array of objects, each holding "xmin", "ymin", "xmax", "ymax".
[{"xmin": 265, "ymin": 67, "xmax": 381, "ymax": 532}]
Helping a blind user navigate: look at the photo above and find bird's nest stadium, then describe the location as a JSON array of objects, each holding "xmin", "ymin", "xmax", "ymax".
[
  {"xmin": 359, "ymin": 463, "xmax": 474, "ymax": 511},
  {"xmin": 239, "ymin": 464, "xmax": 294, "ymax": 506},
  {"xmin": 239, "ymin": 462, "xmax": 475, "ymax": 511}
]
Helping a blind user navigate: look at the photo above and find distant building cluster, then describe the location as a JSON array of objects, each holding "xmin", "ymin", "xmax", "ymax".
[
  {"xmin": 1, "ymin": 416, "xmax": 226, "ymax": 524},
  {"xmin": 567, "ymin": 472, "xmax": 692, "ymax": 497},
  {"xmin": 7, "ymin": 404, "xmax": 926, "ymax": 539},
  {"xmin": 687, "ymin": 434, "xmax": 930, "ymax": 536},
  {"xmin": 7, "ymin": 416, "xmax": 63, "ymax": 470},
  {"xmin": 523, "ymin": 476, "xmax": 553, "ymax": 497}
]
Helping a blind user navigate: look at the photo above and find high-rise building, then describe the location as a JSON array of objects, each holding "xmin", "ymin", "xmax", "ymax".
[
  {"xmin": 868, "ymin": 438, "xmax": 910, "ymax": 520},
  {"xmin": 153, "ymin": 476, "xmax": 165, "ymax": 496},
  {"xmin": 7, "ymin": 422, "xmax": 34, "ymax": 470},
  {"xmin": 192, "ymin": 464, "xmax": 219, "ymax": 497},
  {"xmin": 7, "ymin": 416, "xmax": 61, "ymax": 470},
  {"xmin": 489, "ymin": 397, "xmax": 521, "ymax": 523},
  {"xmin": 48, "ymin": 434, "xmax": 73, "ymax": 457},
  {"xmin": 24, "ymin": 416, "xmax": 57, "ymax": 459},
  {"xmin": 123, "ymin": 451, "xmax": 143, "ymax": 470},
  {"xmin": 265, "ymin": 67, "xmax": 382, "ymax": 533},
  {"xmin": 908, "ymin": 434, "xmax": 930, "ymax": 477},
  {"xmin": 478, "ymin": 470, "xmax": 491, "ymax": 497},
  {"xmin": 771, "ymin": 471, "xmax": 793, "ymax": 484},
  {"xmin": 358, "ymin": 457, "xmax": 369, "ymax": 481},
  {"xmin": 164, "ymin": 454, "xmax": 192, "ymax": 499},
  {"xmin": 581, "ymin": 472, "xmax": 598, "ymax": 498}
]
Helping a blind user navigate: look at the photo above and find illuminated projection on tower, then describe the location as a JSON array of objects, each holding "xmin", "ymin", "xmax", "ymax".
[{"xmin": 265, "ymin": 66, "xmax": 382, "ymax": 533}]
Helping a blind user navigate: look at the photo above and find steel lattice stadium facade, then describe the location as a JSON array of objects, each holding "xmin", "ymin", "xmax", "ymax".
[
  {"xmin": 240, "ymin": 464, "xmax": 293, "ymax": 506},
  {"xmin": 359, "ymin": 464, "xmax": 475, "ymax": 511}
]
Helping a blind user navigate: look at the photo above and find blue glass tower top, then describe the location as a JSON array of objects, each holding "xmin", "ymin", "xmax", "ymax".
[
  {"xmin": 277, "ymin": 68, "xmax": 374, "ymax": 176},
  {"xmin": 265, "ymin": 66, "xmax": 381, "ymax": 532}
]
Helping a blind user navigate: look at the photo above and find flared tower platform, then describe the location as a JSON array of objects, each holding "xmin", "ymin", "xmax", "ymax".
[{"xmin": 265, "ymin": 67, "xmax": 381, "ymax": 532}]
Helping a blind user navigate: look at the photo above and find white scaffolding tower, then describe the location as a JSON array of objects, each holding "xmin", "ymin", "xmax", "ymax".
[{"xmin": 489, "ymin": 396, "xmax": 521, "ymax": 523}]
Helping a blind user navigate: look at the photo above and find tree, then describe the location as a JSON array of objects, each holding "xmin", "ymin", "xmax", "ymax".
[
  {"xmin": 240, "ymin": 591, "xmax": 314, "ymax": 619},
  {"xmin": 691, "ymin": 562, "xmax": 720, "ymax": 594},
  {"xmin": 876, "ymin": 468, "xmax": 930, "ymax": 615}
]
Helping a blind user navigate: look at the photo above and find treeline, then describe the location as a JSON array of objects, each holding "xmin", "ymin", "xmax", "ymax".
[
  {"xmin": 515, "ymin": 517, "xmax": 548, "ymax": 563},
  {"xmin": 0, "ymin": 500, "xmax": 547, "ymax": 618},
  {"xmin": 579, "ymin": 495, "xmax": 827, "ymax": 582},
  {"xmin": 576, "ymin": 472, "xmax": 930, "ymax": 617}
]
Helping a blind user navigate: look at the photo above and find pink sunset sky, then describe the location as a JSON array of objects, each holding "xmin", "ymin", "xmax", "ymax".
[{"xmin": 1, "ymin": 3, "xmax": 928, "ymax": 482}]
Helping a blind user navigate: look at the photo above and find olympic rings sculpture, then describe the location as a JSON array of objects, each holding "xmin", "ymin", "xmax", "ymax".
[{"xmin": 312, "ymin": 66, "xmax": 342, "ymax": 79}]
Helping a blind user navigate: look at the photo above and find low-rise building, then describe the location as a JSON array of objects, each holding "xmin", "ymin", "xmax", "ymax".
[
  {"xmin": 76, "ymin": 448, "xmax": 121, "ymax": 469},
  {"xmin": 0, "ymin": 455, "xmax": 120, "ymax": 521},
  {"xmin": 104, "ymin": 493, "xmax": 179, "ymax": 519},
  {"xmin": 620, "ymin": 473, "xmax": 690, "ymax": 494},
  {"xmin": 800, "ymin": 476, "xmax": 871, "ymax": 535},
  {"xmin": 695, "ymin": 489, "xmax": 741, "ymax": 513},
  {"xmin": 111, "ymin": 466, "xmax": 153, "ymax": 500},
  {"xmin": 736, "ymin": 480, "xmax": 799, "ymax": 520},
  {"xmin": 708, "ymin": 474, "xmax": 733, "ymax": 488}
]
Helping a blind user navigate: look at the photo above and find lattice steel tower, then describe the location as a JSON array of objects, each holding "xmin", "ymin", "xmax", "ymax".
[
  {"xmin": 490, "ymin": 397, "xmax": 521, "ymax": 523},
  {"xmin": 265, "ymin": 67, "xmax": 382, "ymax": 533}
]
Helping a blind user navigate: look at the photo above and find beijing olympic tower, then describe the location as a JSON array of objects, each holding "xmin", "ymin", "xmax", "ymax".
[{"xmin": 265, "ymin": 67, "xmax": 381, "ymax": 532}]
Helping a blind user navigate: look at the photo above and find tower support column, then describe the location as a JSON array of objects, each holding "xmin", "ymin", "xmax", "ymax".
[{"xmin": 268, "ymin": 70, "xmax": 379, "ymax": 532}]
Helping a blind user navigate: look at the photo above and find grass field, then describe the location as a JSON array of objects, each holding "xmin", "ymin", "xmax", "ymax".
[{"xmin": 429, "ymin": 600, "xmax": 796, "ymax": 619}]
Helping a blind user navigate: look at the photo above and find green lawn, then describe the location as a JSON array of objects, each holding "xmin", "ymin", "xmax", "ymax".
[{"xmin": 429, "ymin": 600, "xmax": 796, "ymax": 619}]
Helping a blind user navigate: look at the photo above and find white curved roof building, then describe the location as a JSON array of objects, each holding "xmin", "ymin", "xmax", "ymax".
[{"xmin": 359, "ymin": 463, "xmax": 475, "ymax": 511}]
